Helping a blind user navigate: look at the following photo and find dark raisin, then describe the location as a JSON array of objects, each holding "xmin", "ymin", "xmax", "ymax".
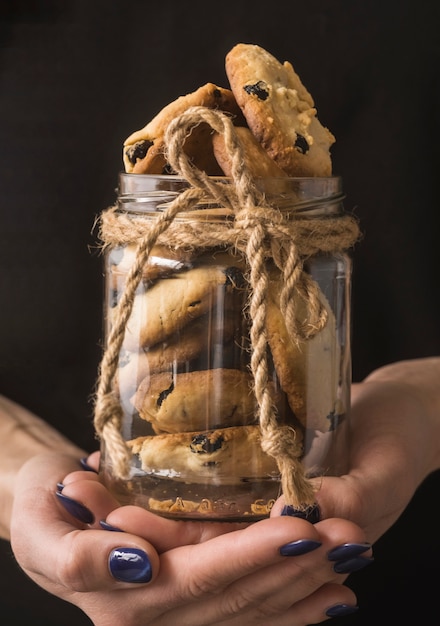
[
  {"xmin": 243, "ymin": 80, "xmax": 269, "ymax": 101},
  {"xmin": 294, "ymin": 133, "xmax": 309, "ymax": 155},
  {"xmin": 157, "ymin": 381, "xmax": 174, "ymax": 407},
  {"xmin": 190, "ymin": 433, "xmax": 224, "ymax": 454},
  {"xmin": 188, "ymin": 299, "xmax": 202, "ymax": 308},
  {"xmin": 126, "ymin": 140, "xmax": 153, "ymax": 164}
]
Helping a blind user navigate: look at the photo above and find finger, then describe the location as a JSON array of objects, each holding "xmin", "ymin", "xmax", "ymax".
[
  {"xmin": 54, "ymin": 527, "xmax": 161, "ymax": 591},
  {"xmin": 275, "ymin": 582, "xmax": 359, "ymax": 625},
  {"xmin": 150, "ymin": 517, "xmax": 366, "ymax": 626},
  {"xmin": 57, "ymin": 479, "xmax": 122, "ymax": 529},
  {"xmin": 104, "ymin": 504, "xmax": 247, "ymax": 552},
  {"xmin": 213, "ymin": 583, "xmax": 358, "ymax": 626},
  {"xmin": 10, "ymin": 453, "xmax": 160, "ymax": 592},
  {"xmin": 149, "ymin": 516, "xmax": 322, "ymax": 610},
  {"xmin": 84, "ymin": 450, "xmax": 100, "ymax": 471}
]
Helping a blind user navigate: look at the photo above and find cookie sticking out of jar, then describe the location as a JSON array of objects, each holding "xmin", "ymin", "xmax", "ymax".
[{"xmin": 95, "ymin": 43, "xmax": 359, "ymax": 521}]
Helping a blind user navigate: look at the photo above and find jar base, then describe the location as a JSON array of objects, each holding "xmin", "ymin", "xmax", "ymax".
[{"xmin": 101, "ymin": 468, "xmax": 282, "ymax": 522}]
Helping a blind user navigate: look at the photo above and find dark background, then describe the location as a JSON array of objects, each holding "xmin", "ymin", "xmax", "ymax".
[{"xmin": 1, "ymin": 0, "xmax": 439, "ymax": 624}]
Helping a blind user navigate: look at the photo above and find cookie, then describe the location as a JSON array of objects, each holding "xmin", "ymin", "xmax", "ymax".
[
  {"xmin": 123, "ymin": 82, "xmax": 246, "ymax": 175},
  {"xmin": 212, "ymin": 125, "xmax": 291, "ymax": 196},
  {"xmin": 265, "ymin": 276, "xmax": 342, "ymax": 431},
  {"xmin": 225, "ymin": 43, "xmax": 335, "ymax": 176},
  {"xmin": 120, "ymin": 264, "xmax": 246, "ymax": 351},
  {"xmin": 133, "ymin": 368, "xmax": 258, "ymax": 433},
  {"xmin": 116, "ymin": 310, "xmax": 242, "ymax": 402},
  {"xmin": 128, "ymin": 425, "xmax": 281, "ymax": 483}
]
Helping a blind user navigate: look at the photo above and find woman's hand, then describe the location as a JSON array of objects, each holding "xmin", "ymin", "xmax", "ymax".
[
  {"xmin": 273, "ymin": 357, "xmax": 440, "ymax": 543},
  {"xmin": 13, "ymin": 356, "xmax": 439, "ymax": 625},
  {"xmin": 10, "ymin": 452, "xmax": 367, "ymax": 625}
]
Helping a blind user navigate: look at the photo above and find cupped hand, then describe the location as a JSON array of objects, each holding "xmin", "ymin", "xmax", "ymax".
[
  {"xmin": 273, "ymin": 358, "xmax": 440, "ymax": 544},
  {"xmin": 11, "ymin": 452, "xmax": 369, "ymax": 626}
]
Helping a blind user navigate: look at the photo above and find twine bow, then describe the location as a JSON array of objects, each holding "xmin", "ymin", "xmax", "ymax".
[{"xmin": 94, "ymin": 106, "xmax": 360, "ymax": 507}]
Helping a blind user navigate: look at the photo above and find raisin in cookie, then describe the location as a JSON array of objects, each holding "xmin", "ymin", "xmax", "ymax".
[
  {"xmin": 129, "ymin": 425, "xmax": 280, "ymax": 483},
  {"xmin": 123, "ymin": 82, "xmax": 245, "ymax": 175},
  {"xmin": 133, "ymin": 368, "xmax": 257, "ymax": 434},
  {"xmin": 116, "ymin": 310, "xmax": 242, "ymax": 401},
  {"xmin": 225, "ymin": 43, "xmax": 335, "ymax": 177},
  {"xmin": 265, "ymin": 277, "xmax": 342, "ymax": 432}
]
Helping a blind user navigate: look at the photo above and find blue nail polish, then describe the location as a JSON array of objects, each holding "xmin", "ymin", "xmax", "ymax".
[
  {"xmin": 279, "ymin": 539, "xmax": 322, "ymax": 556},
  {"xmin": 100, "ymin": 519, "xmax": 123, "ymax": 532},
  {"xmin": 56, "ymin": 482, "xmax": 64, "ymax": 492},
  {"xmin": 333, "ymin": 556, "xmax": 374, "ymax": 574},
  {"xmin": 55, "ymin": 491, "xmax": 95, "ymax": 524},
  {"xmin": 80, "ymin": 457, "xmax": 98, "ymax": 473},
  {"xmin": 327, "ymin": 542, "xmax": 371, "ymax": 561},
  {"xmin": 326, "ymin": 603, "xmax": 359, "ymax": 618},
  {"xmin": 109, "ymin": 548, "xmax": 152, "ymax": 583},
  {"xmin": 281, "ymin": 504, "xmax": 321, "ymax": 524}
]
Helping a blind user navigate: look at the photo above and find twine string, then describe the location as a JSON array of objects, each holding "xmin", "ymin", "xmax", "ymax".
[{"xmin": 94, "ymin": 106, "xmax": 360, "ymax": 506}]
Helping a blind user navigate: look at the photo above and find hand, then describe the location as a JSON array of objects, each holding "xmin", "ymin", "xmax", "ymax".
[
  {"xmin": 272, "ymin": 357, "xmax": 440, "ymax": 543},
  {"xmin": 10, "ymin": 452, "xmax": 369, "ymax": 625}
]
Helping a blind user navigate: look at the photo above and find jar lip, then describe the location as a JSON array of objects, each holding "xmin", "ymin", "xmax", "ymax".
[{"xmin": 117, "ymin": 172, "xmax": 345, "ymax": 217}]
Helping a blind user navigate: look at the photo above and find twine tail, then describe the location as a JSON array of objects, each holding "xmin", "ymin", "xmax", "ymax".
[
  {"xmin": 94, "ymin": 189, "xmax": 201, "ymax": 479},
  {"xmin": 279, "ymin": 458, "xmax": 317, "ymax": 508},
  {"xmin": 246, "ymin": 220, "xmax": 316, "ymax": 508}
]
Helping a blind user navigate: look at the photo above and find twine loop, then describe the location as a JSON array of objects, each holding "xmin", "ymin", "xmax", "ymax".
[{"xmin": 94, "ymin": 106, "xmax": 360, "ymax": 507}]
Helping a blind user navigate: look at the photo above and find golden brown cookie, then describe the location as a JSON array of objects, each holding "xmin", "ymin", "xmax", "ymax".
[
  {"xmin": 265, "ymin": 276, "xmax": 342, "ymax": 432},
  {"xmin": 128, "ymin": 425, "xmax": 280, "ymax": 483},
  {"xmin": 133, "ymin": 368, "xmax": 258, "ymax": 433},
  {"xmin": 212, "ymin": 126, "xmax": 289, "ymax": 182},
  {"xmin": 123, "ymin": 83, "xmax": 246, "ymax": 175},
  {"xmin": 116, "ymin": 310, "xmax": 242, "ymax": 401},
  {"xmin": 225, "ymin": 43, "xmax": 335, "ymax": 177},
  {"xmin": 119, "ymin": 264, "xmax": 246, "ymax": 351}
]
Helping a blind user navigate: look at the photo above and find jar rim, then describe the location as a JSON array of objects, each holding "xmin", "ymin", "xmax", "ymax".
[{"xmin": 117, "ymin": 172, "xmax": 345, "ymax": 218}]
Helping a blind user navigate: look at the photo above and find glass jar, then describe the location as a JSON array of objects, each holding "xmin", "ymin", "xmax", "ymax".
[{"xmin": 97, "ymin": 173, "xmax": 356, "ymax": 522}]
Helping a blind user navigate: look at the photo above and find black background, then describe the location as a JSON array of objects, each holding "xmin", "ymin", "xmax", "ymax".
[{"xmin": 1, "ymin": 1, "xmax": 439, "ymax": 624}]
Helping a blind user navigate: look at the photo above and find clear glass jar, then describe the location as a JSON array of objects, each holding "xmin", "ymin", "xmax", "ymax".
[{"xmin": 98, "ymin": 173, "xmax": 354, "ymax": 522}]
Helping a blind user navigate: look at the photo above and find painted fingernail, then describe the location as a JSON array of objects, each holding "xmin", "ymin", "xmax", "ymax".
[
  {"xmin": 327, "ymin": 542, "xmax": 371, "ymax": 561},
  {"xmin": 80, "ymin": 457, "xmax": 98, "ymax": 473},
  {"xmin": 100, "ymin": 519, "xmax": 123, "ymax": 532},
  {"xmin": 281, "ymin": 504, "xmax": 321, "ymax": 524},
  {"xmin": 55, "ymin": 491, "xmax": 95, "ymax": 524},
  {"xmin": 326, "ymin": 603, "xmax": 359, "ymax": 618},
  {"xmin": 109, "ymin": 548, "xmax": 152, "ymax": 583},
  {"xmin": 56, "ymin": 482, "xmax": 64, "ymax": 492},
  {"xmin": 279, "ymin": 539, "xmax": 322, "ymax": 556},
  {"xmin": 333, "ymin": 556, "xmax": 374, "ymax": 574}
]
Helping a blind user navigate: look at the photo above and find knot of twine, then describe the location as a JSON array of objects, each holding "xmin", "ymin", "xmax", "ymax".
[{"xmin": 94, "ymin": 106, "xmax": 360, "ymax": 507}]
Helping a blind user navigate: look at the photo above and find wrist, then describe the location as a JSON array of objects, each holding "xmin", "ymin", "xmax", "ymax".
[{"xmin": 0, "ymin": 395, "xmax": 85, "ymax": 539}]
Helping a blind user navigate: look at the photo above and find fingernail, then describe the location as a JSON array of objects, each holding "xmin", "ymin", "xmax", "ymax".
[
  {"xmin": 281, "ymin": 504, "xmax": 321, "ymax": 524},
  {"xmin": 326, "ymin": 603, "xmax": 359, "ymax": 618},
  {"xmin": 56, "ymin": 482, "xmax": 64, "ymax": 492},
  {"xmin": 109, "ymin": 548, "xmax": 152, "ymax": 583},
  {"xmin": 327, "ymin": 542, "xmax": 371, "ymax": 561},
  {"xmin": 55, "ymin": 491, "xmax": 95, "ymax": 524},
  {"xmin": 100, "ymin": 519, "xmax": 123, "ymax": 532},
  {"xmin": 279, "ymin": 539, "xmax": 322, "ymax": 556},
  {"xmin": 80, "ymin": 457, "xmax": 98, "ymax": 473},
  {"xmin": 333, "ymin": 556, "xmax": 374, "ymax": 574}
]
